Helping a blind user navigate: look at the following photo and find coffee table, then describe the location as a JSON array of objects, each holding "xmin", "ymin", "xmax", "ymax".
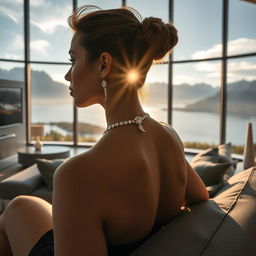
[{"xmin": 18, "ymin": 146, "xmax": 70, "ymax": 167}]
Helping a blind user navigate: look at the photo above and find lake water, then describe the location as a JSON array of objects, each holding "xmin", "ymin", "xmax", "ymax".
[{"xmin": 32, "ymin": 103, "xmax": 256, "ymax": 146}]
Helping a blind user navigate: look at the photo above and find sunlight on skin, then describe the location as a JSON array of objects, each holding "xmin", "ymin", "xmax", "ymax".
[
  {"xmin": 127, "ymin": 69, "xmax": 140, "ymax": 84},
  {"xmin": 105, "ymin": 41, "xmax": 154, "ymax": 109}
]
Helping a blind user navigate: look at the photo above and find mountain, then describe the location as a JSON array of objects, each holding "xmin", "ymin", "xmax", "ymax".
[
  {"xmin": 173, "ymin": 83, "xmax": 218, "ymax": 104},
  {"xmin": 144, "ymin": 82, "xmax": 218, "ymax": 105},
  {"xmin": 183, "ymin": 80, "xmax": 256, "ymax": 116},
  {"xmin": 30, "ymin": 70, "xmax": 70, "ymax": 102},
  {"xmin": 1, "ymin": 68, "xmax": 218, "ymax": 105},
  {"xmin": 0, "ymin": 67, "xmax": 24, "ymax": 81},
  {"xmin": 0, "ymin": 67, "xmax": 70, "ymax": 103},
  {"xmin": 1, "ymin": 67, "xmax": 255, "ymax": 116}
]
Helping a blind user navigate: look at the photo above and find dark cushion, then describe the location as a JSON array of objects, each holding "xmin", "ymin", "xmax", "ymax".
[
  {"xmin": 35, "ymin": 158, "xmax": 65, "ymax": 190},
  {"xmin": 218, "ymin": 142, "xmax": 237, "ymax": 179},
  {"xmin": 191, "ymin": 161, "xmax": 231, "ymax": 186},
  {"xmin": 32, "ymin": 187, "xmax": 52, "ymax": 203},
  {"xmin": 0, "ymin": 164, "xmax": 44, "ymax": 200},
  {"xmin": 190, "ymin": 144, "xmax": 236, "ymax": 193},
  {"xmin": 191, "ymin": 147, "xmax": 219, "ymax": 163}
]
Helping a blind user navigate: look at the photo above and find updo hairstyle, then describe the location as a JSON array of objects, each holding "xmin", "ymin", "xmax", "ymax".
[{"xmin": 68, "ymin": 5, "xmax": 178, "ymax": 85}]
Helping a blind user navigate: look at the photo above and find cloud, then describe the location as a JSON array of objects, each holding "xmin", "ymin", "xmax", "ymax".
[
  {"xmin": 173, "ymin": 74, "xmax": 203, "ymax": 86},
  {"xmin": 0, "ymin": 0, "xmax": 24, "ymax": 23},
  {"xmin": 192, "ymin": 44, "xmax": 222, "ymax": 59},
  {"xmin": 30, "ymin": 4, "xmax": 70, "ymax": 34},
  {"xmin": 30, "ymin": 0, "xmax": 45, "ymax": 7},
  {"xmin": 228, "ymin": 38, "xmax": 256, "ymax": 55},
  {"xmin": 194, "ymin": 62, "xmax": 220, "ymax": 73},
  {"xmin": 4, "ymin": 53, "xmax": 22, "ymax": 60},
  {"xmin": 229, "ymin": 61, "xmax": 256, "ymax": 72},
  {"xmin": 227, "ymin": 61, "xmax": 256, "ymax": 82},
  {"xmin": 193, "ymin": 60, "xmax": 256, "ymax": 83},
  {"xmin": 0, "ymin": 6, "xmax": 20, "ymax": 23},
  {"xmin": 31, "ymin": 40, "xmax": 50, "ymax": 55},
  {"xmin": 192, "ymin": 38, "xmax": 256, "ymax": 59}
]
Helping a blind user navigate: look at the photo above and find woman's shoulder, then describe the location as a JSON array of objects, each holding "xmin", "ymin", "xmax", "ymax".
[
  {"xmin": 149, "ymin": 119, "xmax": 184, "ymax": 148},
  {"xmin": 158, "ymin": 121, "xmax": 182, "ymax": 140},
  {"xmin": 53, "ymin": 137, "xmax": 137, "ymax": 185}
]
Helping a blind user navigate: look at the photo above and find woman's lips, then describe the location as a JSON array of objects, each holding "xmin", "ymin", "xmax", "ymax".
[{"xmin": 69, "ymin": 86, "xmax": 73, "ymax": 96}]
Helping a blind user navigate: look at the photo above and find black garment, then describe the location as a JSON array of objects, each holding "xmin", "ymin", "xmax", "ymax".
[
  {"xmin": 28, "ymin": 226, "xmax": 161, "ymax": 256},
  {"xmin": 28, "ymin": 229, "xmax": 54, "ymax": 256}
]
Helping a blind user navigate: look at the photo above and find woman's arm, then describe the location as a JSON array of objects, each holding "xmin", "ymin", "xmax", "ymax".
[
  {"xmin": 185, "ymin": 160, "xmax": 209, "ymax": 205},
  {"xmin": 52, "ymin": 157, "xmax": 108, "ymax": 256},
  {"xmin": 160, "ymin": 122, "xmax": 209, "ymax": 204}
]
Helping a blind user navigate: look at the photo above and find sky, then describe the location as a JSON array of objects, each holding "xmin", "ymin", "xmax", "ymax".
[{"xmin": 0, "ymin": 0, "xmax": 255, "ymax": 87}]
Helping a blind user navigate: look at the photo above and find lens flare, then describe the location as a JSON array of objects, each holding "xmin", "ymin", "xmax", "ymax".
[{"xmin": 127, "ymin": 69, "xmax": 140, "ymax": 84}]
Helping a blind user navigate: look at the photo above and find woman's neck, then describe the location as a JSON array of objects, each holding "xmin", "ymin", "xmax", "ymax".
[{"xmin": 104, "ymin": 88, "xmax": 145, "ymax": 127}]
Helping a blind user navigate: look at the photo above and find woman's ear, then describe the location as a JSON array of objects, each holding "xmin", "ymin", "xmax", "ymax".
[{"xmin": 99, "ymin": 52, "xmax": 112, "ymax": 78}]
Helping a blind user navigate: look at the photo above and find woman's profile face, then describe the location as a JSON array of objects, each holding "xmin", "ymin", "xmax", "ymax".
[{"xmin": 65, "ymin": 32, "xmax": 102, "ymax": 107}]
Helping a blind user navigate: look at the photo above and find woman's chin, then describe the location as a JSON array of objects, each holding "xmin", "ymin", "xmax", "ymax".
[
  {"xmin": 74, "ymin": 102, "xmax": 88, "ymax": 108},
  {"xmin": 74, "ymin": 99, "xmax": 95, "ymax": 108}
]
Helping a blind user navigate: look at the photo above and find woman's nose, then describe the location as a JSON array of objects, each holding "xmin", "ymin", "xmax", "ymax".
[{"xmin": 65, "ymin": 68, "xmax": 71, "ymax": 81}]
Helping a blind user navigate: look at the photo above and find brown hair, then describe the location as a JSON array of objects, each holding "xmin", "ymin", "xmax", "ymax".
[{"xmin": 68, "ymin": 5, "xmax": 178, "ymax": 85}]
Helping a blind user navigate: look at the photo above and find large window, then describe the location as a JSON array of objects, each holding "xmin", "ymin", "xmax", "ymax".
[
  {"xmin": 228, "ymin": 0, "xmax": 256, "ymax": 56},
  {"xmin": 225, "ymin": 0, "xmax": 256, "ymax": 153},
  {"xmin": 141, "ymin": 63, "xmax": 169, "ymax": 123},
  {"xmin": 172, "ymin": 0, "xmax": 223, "ymax": 148},
  {"xmin": 0, "ymin": 61, "xmax": 24, "ymax": 82},
  {"xmin": 0, "ymin": 0, "xmax": 255, "ymax": 153},
  {"xmin": 173, "ymin": 0, "xmax": 222, "ymax": 61},
  {"xmin": 30, "ymin": 64, "xmax": 73, "ymax": 143},
  {"xmin": 30, "ymin": 0, "xmax": 72, "ymax": 62},
  {"xmin": 0, "ymin": 0, "xmax": 24, "ymax": 60},
  {"xmin": 78, "ymin": 105, "xmax": 106, "ymax": 144},
  {"xmin": 226, "ymin": 56, "xmax": 256, "ymax": 153},
  {"xmin": 172, "ymin": 61, "xmax": 221, "ymax": 146}
]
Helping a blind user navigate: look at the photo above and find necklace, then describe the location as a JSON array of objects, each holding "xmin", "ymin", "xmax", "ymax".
[{"xmin": 104, "ymin": 113, "xmax": 150, "ymax": 134}]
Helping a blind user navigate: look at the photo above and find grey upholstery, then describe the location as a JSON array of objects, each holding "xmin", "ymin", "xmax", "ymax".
[
  {"xmin": 0, "ymin": 164, "xmax": 50, "ymax": 202},
  {"xmin": 131, "ymin": 167, "xmax": 256, "ymax": 256},
  {"xmin": 0, "ymin": 164, "xmax": 256, "ymax": 255},
  {"xmin": 32, "ymin": 186, "xmax": 52, "ymax": 203}
]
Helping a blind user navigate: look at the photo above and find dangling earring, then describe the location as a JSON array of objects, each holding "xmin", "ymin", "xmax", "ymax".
[{"xmin": 101, "ymin": 79, "xmax": 107, "ymax": 102}]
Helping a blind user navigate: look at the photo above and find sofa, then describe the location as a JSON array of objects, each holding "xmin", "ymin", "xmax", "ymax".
[
  {"xmin": 0, "ymin": 155, "xmax": 256, "ymax": 255},
  {"xmin": 0, "ymin": 164, "xmax": 52, "ymax": 203},
  {"xmin": 131, "ymin": 166, "xmax": 256, "ymax": 256}
]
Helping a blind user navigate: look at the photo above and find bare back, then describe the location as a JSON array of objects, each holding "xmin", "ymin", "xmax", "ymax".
[
  {"xmin": 64, "ymin": 118, "xmax": 187, "ymax": 244},
  {"xmin": 53, "ymin": 117, "xmax": 208, "ymax": 253}
]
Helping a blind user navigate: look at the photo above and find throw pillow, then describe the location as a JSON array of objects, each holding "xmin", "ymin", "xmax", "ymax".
[
  {"xmin": 191, "ymin": 144, "xmax": 237, "ymax": 196},
  {"xmin": 191, "ymin": 147, "xmax": 219, "ymax": 164},
  {"xmin": 191, "ymin": 161, "xmax": 232, "ymax": 187},
  {"xmin": 218, "ymin": 142, "xmax": 237, "ymax": 179},
  {"xmin": 218, "ymin": 142, "xmax": 233, "ymax": 162},
  {"xmin": 35, "ymin": 158, "xmax": 65, "ymax": 190}
]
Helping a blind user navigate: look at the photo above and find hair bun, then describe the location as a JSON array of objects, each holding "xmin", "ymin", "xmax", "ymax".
[{"xmin": 136, "ymin": 17, "xmax": 178, "ymax": 60}]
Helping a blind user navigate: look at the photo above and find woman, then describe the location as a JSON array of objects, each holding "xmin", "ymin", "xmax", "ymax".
[{"xmin": 0, "ymin": 5, "xmax": 208, "ymax": 256}]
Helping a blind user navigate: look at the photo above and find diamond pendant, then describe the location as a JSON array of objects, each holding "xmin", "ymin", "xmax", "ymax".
[
  {"xmin": 138, "ymin": 124, "xmax": 146, "ymax": 132},
  {"xmin": 104, "ymin": 113, "xmax": 149, "ymax": 134}
]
